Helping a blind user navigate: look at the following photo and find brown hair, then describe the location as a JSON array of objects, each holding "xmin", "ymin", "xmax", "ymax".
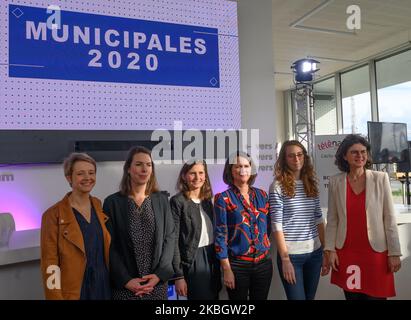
[
  {"xmin": 334, "ymin": 134, "xmax": 373, "ymax": 172},
  {"xmin": 223, "ymin": 151, "xmax": 257, "ymax": 188},
  {"xmin": 119, "ymin": 146, "xmax": 160, "ymax": 196},
  {"xmin": 176, "ymin": 160, "xmax": 213, "ymax": 201},
  {"xmin": 63, "ymin": 152, "xmax": 96, "ymax": 177},
  {"xmin": 274, "ymin": 140, "xmax": 318, "ymax": 198}
]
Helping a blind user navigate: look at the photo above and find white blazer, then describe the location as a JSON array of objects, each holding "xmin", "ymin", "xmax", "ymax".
[{"xmin": 324, "ymin": 170, "xmax": 401, "ymax": 256}]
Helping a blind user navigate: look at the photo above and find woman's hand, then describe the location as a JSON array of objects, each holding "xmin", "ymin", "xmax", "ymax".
[
  {"xmin": 321, "ymin": 251, "xmax": 330, "ymax": 276},
  {"xmin": 281, "ymin": 258, "xmax": 296, "ymax": 284},
  {"xmin": 134, "ymin": 274, "xmax": 160, "ymax": 297},
  {"xmin": 175, "ymin": 278, "xmax": 188, "ymax": 297},
  {"xmin": 139, "ymin": 274, "xmax": 160, "ymax": 292},
  {"xmin": 388, "ymin": 256, "xmax": 401, "ymax": 273},
  {"xmin": 328, "ymin": 251, "xmax": 339, "ymax": 272},
  {"xmin": 125, "ymin": 278, "xmax": 154, "ymax": 296},
  {"xmin": 223, "ymin": 268, "xmax": 235, "ymax": 290}
]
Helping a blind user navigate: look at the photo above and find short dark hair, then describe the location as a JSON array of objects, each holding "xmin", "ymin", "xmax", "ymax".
[
  {"xmin": 223, "ymin": 151, "xmax": 257, "ymax": 188},
  {"xmin": 119, "ymin": 146, "xmax": 160, "ymax": 196},
  {"xmin": 335, "ymin": 134, "xmax": 373, "ymax": 172}
]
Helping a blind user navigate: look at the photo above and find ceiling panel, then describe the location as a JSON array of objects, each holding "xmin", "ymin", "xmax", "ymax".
[{"xmin": 272, "ymin": 0, "xmax": 411, "ymax": 90}]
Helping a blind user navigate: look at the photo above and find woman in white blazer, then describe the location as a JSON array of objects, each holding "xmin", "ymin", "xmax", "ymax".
[{"xmin": 324, "ymin": 134, "xmax": 401, "ymax": 300}]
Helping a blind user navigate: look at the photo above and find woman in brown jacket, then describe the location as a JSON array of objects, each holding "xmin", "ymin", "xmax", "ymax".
[{"xmin": 40, "ymin": 153, "xmax": 111, "ymax": 300}]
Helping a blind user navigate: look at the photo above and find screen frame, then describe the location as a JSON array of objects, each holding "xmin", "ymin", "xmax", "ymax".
[{"xmin": 367, "ymin": 121, "xmax": 408, "ymax": 164}]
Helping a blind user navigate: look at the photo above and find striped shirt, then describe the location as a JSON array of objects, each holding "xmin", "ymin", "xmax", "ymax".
[{"xmin": 269, "ymin": 180, "xmax": 323, "ymax": 254}]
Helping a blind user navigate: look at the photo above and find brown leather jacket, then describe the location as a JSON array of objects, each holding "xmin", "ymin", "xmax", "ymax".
[{"xmin": 40, "ymin": 193, "xmax": 111, "ymax": 300}]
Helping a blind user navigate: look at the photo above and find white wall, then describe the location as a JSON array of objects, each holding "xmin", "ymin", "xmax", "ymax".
[
  {"xmin": 236, "ymin": 0, "xmax": 285, "ymax": 301},
  {"xmin": 238, "ymin": 0, "xmax": 277, "ymax": 191},
  {"xmin": 275, "ymin": 90, "xmax": 286, "ymax": 143}
]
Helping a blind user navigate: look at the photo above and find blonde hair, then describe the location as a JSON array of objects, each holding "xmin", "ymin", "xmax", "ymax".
[{"xmin": 63, "ymin": 153, "xmax": 96, "ymax": 177}]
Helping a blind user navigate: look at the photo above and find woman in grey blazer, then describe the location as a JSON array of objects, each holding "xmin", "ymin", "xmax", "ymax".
[{"xmin": 324, "ymin": 134, "xmax": 401, "ymax": 300}]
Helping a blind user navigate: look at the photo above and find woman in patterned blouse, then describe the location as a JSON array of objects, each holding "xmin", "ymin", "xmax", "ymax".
[
  {"xmin": 214, "ymin": 151, "xmax": 272, "ymax": 300},
  {"xmin": 103, "ymin": 146, "xmax": 175, "ymax": 300}
]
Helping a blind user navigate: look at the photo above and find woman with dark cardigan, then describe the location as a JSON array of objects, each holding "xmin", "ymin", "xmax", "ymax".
[
  {"xmin": 103, "ymin": 146, "xmax": 175, "ymax": 300},
  {"xmin": 171, "ymin": 160, "xmax": 221, "ymax": 300}
]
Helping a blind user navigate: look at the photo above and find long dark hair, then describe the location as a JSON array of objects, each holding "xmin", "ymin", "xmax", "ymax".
[
  {"xmin": 119, "ymin": 146, "xmax": 160, "ymax": 196},
  {"xmin": 274, "ymin": 140, "xmax": 318, "ymax": 198},
  {"xmin": 176, "ymin": 160, "xmax": 213, "ymax": 201}
]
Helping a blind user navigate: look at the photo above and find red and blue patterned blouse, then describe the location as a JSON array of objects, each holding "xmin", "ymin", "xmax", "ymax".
[{"xmin": 214, "ymin": 186, "xmax": 271, "ymax": 262}]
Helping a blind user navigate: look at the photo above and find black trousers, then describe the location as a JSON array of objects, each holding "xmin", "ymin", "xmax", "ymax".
[
  {"xmin": 185, "ymin": 244, "xmax": 221, "ymax": 300},
  {"xmin": 344, "ymin": 290, "xmax": 387, "ymax": 300},
  {"xmin": 227, "ymin": 257, "xmax": 273, "ymax": 300}
]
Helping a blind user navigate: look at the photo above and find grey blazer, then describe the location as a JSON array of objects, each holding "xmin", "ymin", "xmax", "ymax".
[
  {"xmin": 325, "ymin": 170, "xmax": 401, "ymax": 256},
  {"xmin": 170, "ymin": 192, "xmax": 215, "ymax": 278}
]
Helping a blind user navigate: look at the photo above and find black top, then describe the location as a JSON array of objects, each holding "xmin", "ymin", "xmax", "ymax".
[
  {"xmin": 73, "ymin": 206, "xmax": 111, "ymax": 300},
  {"xmin": 112, "ymin": 197, "xmax": 168, "ymax": 300},
  {"xmin": 170, "ymin": 192, "xmax": 218, "ymax": 278},
  {"xmin": 103, "ymin": 191, "xmax": 175, "ymax": 289}
]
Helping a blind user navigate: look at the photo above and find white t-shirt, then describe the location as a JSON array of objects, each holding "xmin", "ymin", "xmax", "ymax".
[{"xmin": 192, "ymin": 198, "xmax": 214, "ymax": 247}]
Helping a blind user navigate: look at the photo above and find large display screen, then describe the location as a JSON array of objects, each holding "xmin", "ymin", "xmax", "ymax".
[
  {"xmin": 367, "ymin": 121, "xmax": 408, "ymax": 164},
  {"xmin": 0, "ymin": 0, "xmax": 240, "ymax": 130}
]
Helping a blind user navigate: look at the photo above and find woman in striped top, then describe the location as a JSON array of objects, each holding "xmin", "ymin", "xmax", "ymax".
[{"xmin": 269, "ymin": 140, "xmax": 329, "ymax": 300}]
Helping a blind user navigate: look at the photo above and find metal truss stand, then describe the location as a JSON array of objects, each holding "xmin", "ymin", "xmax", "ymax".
[{"xmin": 293, "ymin": 82, "xmax": 316, "ymax": 160}]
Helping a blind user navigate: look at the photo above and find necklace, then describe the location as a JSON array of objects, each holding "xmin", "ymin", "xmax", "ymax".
[{"xmin": 349, "ymin": 173, "xmax": 363, "ymax": 182}]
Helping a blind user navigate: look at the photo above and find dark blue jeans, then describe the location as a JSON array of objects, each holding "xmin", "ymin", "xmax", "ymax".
[{"xmin": 277, "ymin": 247, "xmax": 323, "ymax": 300}]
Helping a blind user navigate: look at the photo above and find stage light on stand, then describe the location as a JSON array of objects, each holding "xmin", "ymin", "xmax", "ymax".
[
  {"xmin": 291, "ymin": 58, "xmax": 320, "ymax": 83},
  {"xmin": 290, "ymin": 58, "xmax": 320, "ymax": 160}
]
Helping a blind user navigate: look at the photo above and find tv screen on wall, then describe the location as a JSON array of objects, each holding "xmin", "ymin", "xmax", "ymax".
[
  {"xmin": 0, "ymin": 0, "xmax": 241, "ymax": 164},
  {"xmin": 0, "ymin": 0, "xmax": 240, "ymax": 131},
  {"xmin": 367, "ymin": 121, "xmax": 408, "ymax": 164}
]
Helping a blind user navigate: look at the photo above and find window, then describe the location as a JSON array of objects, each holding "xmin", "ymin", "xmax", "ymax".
[
  {"xmin": 313, "ymin": 77, "xmax": 337, "ymax": 135},
  {"xmin": 341, "ymin": 65, "xmax": 372, "ymax": 135},
  {"xmin": 376, "ymin": 50, "xmax": 411, "ymax": 139}
]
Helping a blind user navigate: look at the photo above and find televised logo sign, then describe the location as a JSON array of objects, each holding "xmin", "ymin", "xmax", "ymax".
[{"xmin": 9, "ymin": 5, "xmax": 220, "ymax": 88}]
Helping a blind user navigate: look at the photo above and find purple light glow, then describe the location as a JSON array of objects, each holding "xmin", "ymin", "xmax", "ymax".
[
  {"xmin": 211, "ymin": 181, "xmax": 228, "ymax": 195},
  {"xmin": 0, "ymin": 190, "xmax": 40, "ymax": 231}
]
